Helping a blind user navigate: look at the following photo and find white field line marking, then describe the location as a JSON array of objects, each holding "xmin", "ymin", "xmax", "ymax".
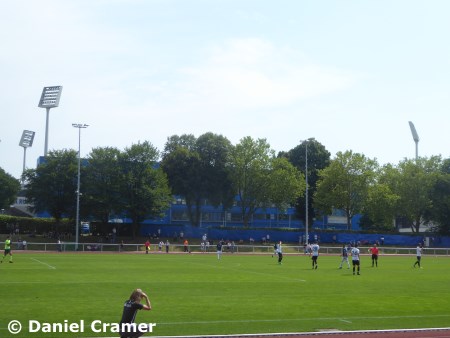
[
  {"xmin": 31, "ymin": 258, "xmax": 56, "ymax": 269},
  {"xmin": 82, "ymin": 327, "xmax": 450, "ymax": 338},
  {"xmin": 340, "ymin": 319, "xmax": 352, "ymax": 323},
  {"xmin": 153, "ymin": 315, "xmax": 450, "ymax": 326}
]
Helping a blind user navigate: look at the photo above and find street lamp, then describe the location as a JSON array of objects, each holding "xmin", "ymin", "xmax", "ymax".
[
  {"xmin": 19, "ymin": 130, "xmax": 36, "ymax": 182},
  {"xmin": 305, "ymin": 140, "xmax": 309, "ymax": 245},
  {"xmin": 408, "ymin": 121, "xmax": 419, "ymax": 160},
  {"xmin": 300, "ymin": 139, "xmax": 310, "ymax": 245},
  {"xmin": 72, "ymin": 123, "xmax": 89, "ymax": 250},
  {"xmin": 38, "ymin": 86, "xmax": 63, "ymax": 157}
]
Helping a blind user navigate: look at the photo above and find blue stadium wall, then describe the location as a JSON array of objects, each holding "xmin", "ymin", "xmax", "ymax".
[{"xmin": 139, "ymin": 223, "xmax": 450, "ymax": 247}]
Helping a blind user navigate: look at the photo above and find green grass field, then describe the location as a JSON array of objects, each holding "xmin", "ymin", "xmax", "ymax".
[{"xmin": 1, "ymin": 251, "xmax": 450, "ymax": 337}]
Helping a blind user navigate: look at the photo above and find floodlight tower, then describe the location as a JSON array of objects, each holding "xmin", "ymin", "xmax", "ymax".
[
  {"xmin": 19, "ymin": 130, "xmax": 36, "ymax": 181},
  {"xmin": 72, "ymin": 123, "xmax": 89, "ymax": 251},
  {"xmin": 300, "ymin": 139, "xmax": 310, "ymax": 244},
  {"xmin": 38, "ymin": 86, "xmax": 63, "ymax": 157},
  {"xmin": 408, "ymin": 121, "xmax": 419, "ymax": 160}
]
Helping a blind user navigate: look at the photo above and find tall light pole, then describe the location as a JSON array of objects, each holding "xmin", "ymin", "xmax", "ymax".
[
  {"xmin": 305, "ymin": 140, "xmax": 309, "ymax": 245},
  {"xmin": 408, "ymin": 121, "xmax": 419, "ymax": 160},
  {"xmin": 19, "ymin": 130, "xmax": 35, "ymax": 183},
  {"xmin": 72, "ymin": 123, "xmax": 89, "ymax": 251},
  {"xmin": 300, "ymin": 139, "xmax": 310, "ymax": 244},
  {"xmin": 38, "ymin": 86, "xmax": 63, "ymax": 157}
]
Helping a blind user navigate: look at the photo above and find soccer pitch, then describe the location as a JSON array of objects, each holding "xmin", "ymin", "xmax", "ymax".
[{"xmin": 1, "ymin": 251, "xmax": 450, "ymax": 338}]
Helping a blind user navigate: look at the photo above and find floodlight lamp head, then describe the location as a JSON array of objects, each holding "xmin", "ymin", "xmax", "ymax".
[
  {"xmin": 38, "ymin": 86, "xmax": 63, "ymax": 108},
  {"xmin": 408, "ymin": 121, "xmax": 419, "ymax": 142},
  {"xmin": 19, "ymin": 130, "xmax": 35, "ymax": 148},
  {"xmin": 72, "ymin": 123, "xmax": 89, "ymax": 128}
]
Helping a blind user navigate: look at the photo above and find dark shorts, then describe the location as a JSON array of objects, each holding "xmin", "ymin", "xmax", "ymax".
[
  {"xmin": 416, "ymin": 256, "xmax": 421, "ymax": 262},
  {"xmin": 352, "ymin": 260, "xmax": 360, "ymax": 266},
  {"xmin": 312, "ymin": 256, "xmax": 318, "ymax": 262},
  {"xmin": 4, "ymin": 249, "xmax": 11, "ymax": 255},
  {"xmin": 372, "ymin": 254, "xmax": 378, "ymax": 260}
]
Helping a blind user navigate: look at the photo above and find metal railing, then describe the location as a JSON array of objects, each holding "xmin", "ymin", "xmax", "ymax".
[{"xmin": 11, "ymin": 242, "xmax": 450, "ymax": 256}]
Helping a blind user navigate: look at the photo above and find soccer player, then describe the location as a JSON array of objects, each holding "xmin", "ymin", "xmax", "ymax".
[
  {"xmin": 311, "ymin": 242, "xmax": 319, "ymax": 269},
  {"xmin": 369, "ymin": 243, "xmax": 379, "ymax": 267},
  {"xmin": 351, "ymin": 244, "xmax": 360, "ymax": 275},
  {"xmin": 413, "ymin": 243, "xmax": 423, "ymax": 268},
  {"xmin": 338, "ymin": 244, "xmax": 350, "ymax": 269},
  {"xmin": 119, "ymin": 288, "xmax": 152, "ymax": 338},
  {"xmin": 1, "ymin": 236, "xmax": 13, "ymax": 263},
  {"xmin": 144, "ymin": 240, "xmax": 150, "ymax": 254},
  {"xmin": 272, "ymin": 242, "xmax": 277, "ymax": 258},
  {"xmin": 217, "ymin": 241, "xmax": 223, "ymax": 260},
  {"xmin": 277, "ymin": 241, "xmax": 283, "ymax": 265}
]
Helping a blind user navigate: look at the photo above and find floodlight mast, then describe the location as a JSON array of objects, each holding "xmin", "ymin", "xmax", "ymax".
[
  {"xmin": 19, "ymin": 130, "xmax": 35, "ymax": 181},
  {"xmin": 38, "ymin": 86, "xmax": 63, "ymax": 157},
  {"xmin": 300, "ymin": 139, "xmax": 310, "ymax": 245},
  {"xmin": 72, "ymin": 123, "xmax": 89, "ymax": 251},
  {"xmin": 408, "ymin": 121, "xmax": 419, "ymax": 160}
]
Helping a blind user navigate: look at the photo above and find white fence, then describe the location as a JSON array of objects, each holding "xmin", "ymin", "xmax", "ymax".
[{"xmin": 12, "ymin": 242, "xmax": 450, "ymax": 256}]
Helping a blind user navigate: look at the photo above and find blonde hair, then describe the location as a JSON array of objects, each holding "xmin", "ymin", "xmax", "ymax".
[{"xmin": 129, "ymin": 289, "xmax": 143, "ymax": 302}]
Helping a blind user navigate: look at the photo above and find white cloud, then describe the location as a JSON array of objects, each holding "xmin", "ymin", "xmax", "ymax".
[{"xmin": 169, "ymin": 38, "xmax": 359, "ymax": 114}]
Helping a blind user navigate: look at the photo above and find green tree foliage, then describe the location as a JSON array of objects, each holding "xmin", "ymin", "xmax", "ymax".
[
  {"xmin": 229, "ymin": 137, "xmax": 303, "ymax": 226},
  {"xmin": 279, "ymin": 138, "xmax": 331, "ymax": 226},
  {"xmin": 119, "ymin": 141, "xmax": 172, "ymax": 238},
  {"xmin": 314, "ymin": 150, "xmax": 378, "ymax": 230},
  {"xmin": 268, "ymin": 157, "xmax": 305, "ymax": 212},
  {"xmin": 83, "ymin": 147, "xmax": 122, "ymax": 223},
  {"xmin": 23, "ymin": 150, "xmax": 78, "ymax": 223},
  {"xmin": 161, "ymin": 133, "xmax": 234, "ymax": 226},
  {"xmin": 360, "ymin": 182, "xmax": 399, "ymax": 231},
  {"xmin": 384, "ymin": 157, "xmax": 441, "ymax": 233},
  {"xmin": 0, "ymin": 167, "xmax": 20, "ymax": 210}
]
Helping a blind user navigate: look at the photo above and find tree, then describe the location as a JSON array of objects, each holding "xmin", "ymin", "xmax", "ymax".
[
  {"xmin": 360, "ymin": 182, "xmax": 399, "ymax": 231},
  {"xmin": 83, "ymin": 147, "xmax": 122, "ymax": 223},
  {"xmin": 385, "ymin": 157, "xmax": 441, "ymax": 233},
  {"xmin": 268, "ymin": 157, "xmax": 305, "ymax": 212},
  {"xmin": 428, "ymin": 157, "xmax": 450, "ymax": 234},
  {"xmin": 314, "ymin": 150, "xmax": 378, "ymax": 230},
  {"xmin": 119, "ymin": 141, "xmax": 172, "ymax": 238},
  {"xmin": 428, "ymin": 172, "xmax": 450, "ymax": 235},
  {"xmin": 228, "ymin": 137, "xmax": 304, "ymax": 226},
  {"xmin": 279, "ymin": 138, "xmax": 331, "ymax": 227},
  {"xmin": 161, "ymin": 133, "xmax": 234, "ymax": 226},
  {"xmin": 161, "ymin": 145, "xmax": 203, "ymax": 226},
  {"xmin": 23, "ymin": 150, "xmax": 78, "ymax": 223},
  {"xmin": 0, "ymin": 168, "xmax": 20, "ymax": 210}
]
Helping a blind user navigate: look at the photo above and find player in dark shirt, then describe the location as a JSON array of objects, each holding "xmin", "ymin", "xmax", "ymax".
[{"xmin": 120, "ymin": 289, "xmax": 152, "ymax": 338}]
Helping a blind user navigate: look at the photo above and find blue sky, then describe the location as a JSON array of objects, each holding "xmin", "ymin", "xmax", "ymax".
[{"xmin": 1, "ymin": 0, "xmax": 450, "ymax": 179}]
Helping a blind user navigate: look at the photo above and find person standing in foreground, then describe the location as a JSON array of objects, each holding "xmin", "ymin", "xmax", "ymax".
[
  {"xmin": 338, "ymin": 244, "xmax": 350, "ymax": 269},
  {"xmin": 1, "ymin": 236, "xmax": 13, "ymax": 263},
  {"xmin": 413, "ymin": 243, "xmax": 423, "ymax": 268},
  {"xmin": 119, "ymin": 288, "xmax": 152, "ymax": 338},
  {"xmin": 351, "ymin": 244, "xmax": 360, "ymax": 275},
  {"xmin": 311, "ymin": 242, "xmax": 319, "ymax": 269},
  {"xmin": 144, "ymin": 240, "xmax": 150, "ymax": 254},
  {"xmin": 277, "ymin": 241, "xmax": 283, "ymax": 265},
  {"xmin": 369, "ymin": 243, "xmax": 379, "ymax": 267}
]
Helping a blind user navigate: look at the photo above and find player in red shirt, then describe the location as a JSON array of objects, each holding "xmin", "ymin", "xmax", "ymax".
[{"xmin": 369, "ymin": 243, "xmax": 379, "ymax": 267}]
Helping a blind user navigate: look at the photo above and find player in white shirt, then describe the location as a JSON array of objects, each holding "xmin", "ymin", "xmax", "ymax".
[
  {"xmin": 351, "ymin": 245, "xmax": 361, "ymax": 275},
  {"xmin": 276, "ymin": 241, "xmax": 283, "ymax": 265},
  {"xmin": 413, "ymin": 243, "xmax": 423, "ymax": 268},
  {"xmin": 311, "ymin": 242, "xmax": 320, "ymax": 269},
  {"xmin": 339, "ymin": 244, "xmax": 351, "ymax": 269}
]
